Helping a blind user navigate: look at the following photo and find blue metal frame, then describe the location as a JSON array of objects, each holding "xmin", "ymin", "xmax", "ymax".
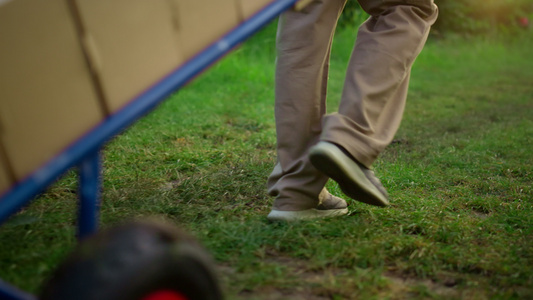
[
  {"xmin": 0, "ymin": 0, "xmax": 297, "ymax": 226},
  {"xmin": 77, "ymin": 151, "xmax": 101, "ymax": 239},
  {"xmin": 0, "ymin": 0, "xmax": 298, "ymax": 298},
  {"xmin": 0, "ymin": 280, "xmax": 36, "ymax": 300}
]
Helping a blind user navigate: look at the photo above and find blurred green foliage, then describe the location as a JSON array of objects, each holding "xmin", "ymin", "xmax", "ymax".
[
  {"xmin": 337, "ymin": 1, "xmax": 367, "ymax": 28},
  {"xmin": 338, "ymin": 0, "xmax": 533, "ymax": 35},
  {"xmin": 433, "ymin": 0, "xmax": 532, "ymax": 34}
]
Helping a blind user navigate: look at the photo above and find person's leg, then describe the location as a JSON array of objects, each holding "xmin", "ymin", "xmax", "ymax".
[
  {"xmin": 323, "ymin": 0, "xmax": 438, "ymax": 167},
  {"xmin": 267, "ymin": 0, "xmax": 346, "ymax": 213},
  {"xmin": 310, "ymin": 1, "xmax": 438, "ymax": 205}
]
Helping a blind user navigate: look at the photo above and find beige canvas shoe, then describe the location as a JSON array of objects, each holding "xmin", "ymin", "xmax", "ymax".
[
  {"xmin": 309, "ymin": 141, "xmax": 389, "ymax": 207},
  {"xmin": 267, "ymin": 189, "xmax": 348, "ymax": 221}
]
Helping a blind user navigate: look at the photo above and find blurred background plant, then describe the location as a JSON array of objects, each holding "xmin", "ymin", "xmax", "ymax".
[{"xmin": 338, "ymin": 0, "xmax": 533, "ymax": 35}]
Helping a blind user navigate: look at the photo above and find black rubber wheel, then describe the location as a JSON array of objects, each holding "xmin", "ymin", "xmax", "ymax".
[{"xmin": 40, "ymin": 220, "xmax": 222, "ymax": 300}]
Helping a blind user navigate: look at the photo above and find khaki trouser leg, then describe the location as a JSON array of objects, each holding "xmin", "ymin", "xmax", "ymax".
[
  {"xmin": 267, "ymin": 0, "xmax": 346, "ymax": 211},
  {"xmin": 321, "ymin": 1, "xmax": 438, "ymax": 168}
]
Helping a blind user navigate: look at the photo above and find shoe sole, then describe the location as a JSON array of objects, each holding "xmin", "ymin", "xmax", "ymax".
[
  {"xmin": 309, "ymin": 142, "xmax": 389, "ymax": 207},
  {"xmin": 267, "ymin": 208, "xmax": 348, "ymax": 222}
]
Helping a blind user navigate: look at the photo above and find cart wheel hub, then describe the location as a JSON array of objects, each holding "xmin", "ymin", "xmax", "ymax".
[{"xmin": 142, "ymin": 290, "xmax": 189, "ymax": 300}]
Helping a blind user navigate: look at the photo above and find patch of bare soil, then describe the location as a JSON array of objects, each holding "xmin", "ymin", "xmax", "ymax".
[
  {"xmin": 217, "ymin": 253, "xmax": 462, "ymax": 299},
  {"xmin": 384, "ymin": 271, "xmax": 461, "ymax": 299}
]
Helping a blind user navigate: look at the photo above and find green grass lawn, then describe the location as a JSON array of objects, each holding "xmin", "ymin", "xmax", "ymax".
[{"xmin": 1, "ymin": 23, "xmax": 532, "ymax": 299}]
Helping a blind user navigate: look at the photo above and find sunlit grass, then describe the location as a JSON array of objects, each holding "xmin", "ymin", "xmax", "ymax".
[{"xmin": 1, "ymin": 23, "xmax": 532, "ymax": 299}]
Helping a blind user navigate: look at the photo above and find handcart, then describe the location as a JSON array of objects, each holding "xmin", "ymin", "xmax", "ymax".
[{"xmin": 0, "ymin": 1, "xmax": 309, "ymax": 299}]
